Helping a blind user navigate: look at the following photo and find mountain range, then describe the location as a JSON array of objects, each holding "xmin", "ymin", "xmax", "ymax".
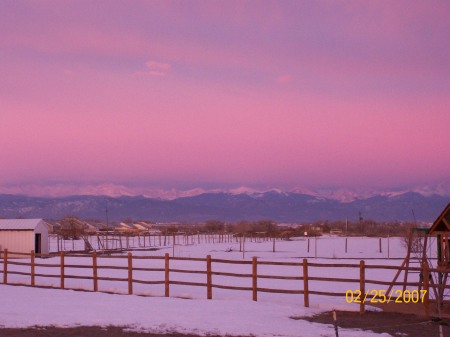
[{"xmin": 0, "ymin": 191, "xmax": 448, "ymax": 223}]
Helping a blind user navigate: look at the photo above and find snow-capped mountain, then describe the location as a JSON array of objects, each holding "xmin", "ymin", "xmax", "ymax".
[
  {"xmin": 0, "ymin": 188, "xmax": 448, "ymax": 223},
  {"xmin": 1, "ymin": 181, "xmax": 448, "ymax": 201}
]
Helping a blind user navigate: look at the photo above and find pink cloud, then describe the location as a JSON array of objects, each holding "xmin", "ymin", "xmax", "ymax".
[
  {"xmin": 145, "ymin": 60, "xmax": 171, "ymax": 70},
  {"xmin": 135, "ymin": 60, "xmax": 171, "ymax": 77},
  {"xmin": 137, "ymin": 60, "xmax": 172, "ymax": 77},
  {"xmin": 276, "ymin": 74, "xmax": 292, "ymax": 84}
]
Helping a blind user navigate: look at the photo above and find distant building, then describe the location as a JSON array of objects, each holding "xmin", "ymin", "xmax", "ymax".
[
  {"xmin": 330, "ymin": 229, "xmax": 343, "ymax": 235},
  {"xmin": 0, "ymin": 219, "xmax": 49, "ymax": 256},
  {"xmin": 115, "ymin": 222, "xmax": 138, "ymax": 234},
  {"xmin": 115, "ymin": 221, "xmax": 160, "ymax": 234},
  {"xmin": 278, "ymin": 223, "xmax": 302, "ymax": 229}
]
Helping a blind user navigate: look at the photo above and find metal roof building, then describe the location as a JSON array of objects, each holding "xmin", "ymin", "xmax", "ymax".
[{"xmin": 0, "ymin": 219, "xmax": 49, "ymax": 256}]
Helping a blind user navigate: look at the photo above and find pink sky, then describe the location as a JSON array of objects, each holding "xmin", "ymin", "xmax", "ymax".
[{"xmin": 0, "ymin": 1, "xmax": 449, "ymax": 193}]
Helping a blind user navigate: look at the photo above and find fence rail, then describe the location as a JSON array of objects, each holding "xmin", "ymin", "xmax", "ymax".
[
  {"xmin": 0, "ymin": 248, "xmax": 440, "ymax": 314},
  {"xmin": 51, "ymin": 232, "xmax": 287, "ymax": 254}
]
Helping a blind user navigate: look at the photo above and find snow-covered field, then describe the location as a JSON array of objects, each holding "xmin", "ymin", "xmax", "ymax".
[{"xmin": 0, "ymin": 235, "xmax": 435, "ymax": 336}]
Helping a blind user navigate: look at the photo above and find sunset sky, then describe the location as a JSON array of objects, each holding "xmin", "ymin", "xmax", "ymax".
[{"xmin": 1, "ymin": 1, "xmax": 449, "ymax": 195}]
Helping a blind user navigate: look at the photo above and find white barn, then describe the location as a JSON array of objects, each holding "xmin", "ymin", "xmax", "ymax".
[{"xmin": 0, "ymin": 219, "xmax": 49, "ymax": 256}]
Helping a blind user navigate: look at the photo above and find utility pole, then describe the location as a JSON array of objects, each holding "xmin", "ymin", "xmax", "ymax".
[
  {"xmin": 105, "ymin": 205, "xmax": 109, "ymax": 251},
  {"xmin": 358, "ymin": 211, "xmax": 364, "ymax": 234}
]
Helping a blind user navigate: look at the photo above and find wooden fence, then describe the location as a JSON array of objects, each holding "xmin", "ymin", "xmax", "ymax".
[
  {"xmin": 0, "ymin": 249, "xmax": 440, "ymax": 315},
  {"xmin": 53, "ymin": 232, "xmax": 283, "ymax": 253}
]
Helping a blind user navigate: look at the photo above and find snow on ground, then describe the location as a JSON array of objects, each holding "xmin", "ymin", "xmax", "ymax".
[
  {"xmin": 0, "ymin": 235, "xmax": 432, "ymax": 336},
  {"xmin": 0, "ymin": 285, "xmax": 390, "ymax": 337},
  {"xmin": 53, "ymin": 234, "xmax": 433, "ymax": 260}
]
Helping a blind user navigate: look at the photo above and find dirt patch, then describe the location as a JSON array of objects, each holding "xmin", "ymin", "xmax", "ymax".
[
  {"xmin": 298, "ymin": 310, "xmax": 450, "ymax": 336},
  {"xmin": 3, "ymin": 311, "xmax": 450, "ymax": 337},
  {"xmin": 0, "ymin": 326, "xmax": 240, "ymax": 337}
]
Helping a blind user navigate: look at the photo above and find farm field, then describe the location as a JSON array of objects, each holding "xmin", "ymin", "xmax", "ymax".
[{"xmin": 0, "ymin": 235, "xmax": 442, "ymax": 336}]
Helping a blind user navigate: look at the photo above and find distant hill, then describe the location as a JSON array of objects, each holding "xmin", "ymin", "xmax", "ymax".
[{"xmin": 0, "ymin": 191, "xmax": 447, "ymax": 223}]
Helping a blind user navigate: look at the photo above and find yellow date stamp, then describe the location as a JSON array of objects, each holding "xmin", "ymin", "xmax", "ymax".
[{"xmin": 345, "ymin": 289, "xmax": 427, "ymax": 304}]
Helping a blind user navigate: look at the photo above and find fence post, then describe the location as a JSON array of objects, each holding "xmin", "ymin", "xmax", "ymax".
[
  {"xmin": 93, "ymin": 251, "xmax": 98, "ymax": 291},
  {"xmin": 172, "ymin": 234, "xmax": 175, "ymax": 257},
  {"xmin": 303, "ymin": 258, "xmax": 309, "ymax": 307},
  {"xmin": 423, "ymin": 262, "xmax": 430, "ymax": 317},
  {"xmin": 207, "ymin": 255, "xmax": 212, "ymax": 299},
  {"xmin": 252, "ymin": 257, "xmax": 257, "ymax": 301},
  {"xmin": 165, "ymin": 253, "xmax": 170, "ymax": 297},
  {"xmin": 31, "ymin": 250, "xmax": 35, "ymax": 287},
  {"xmin": 388, "ymin": 235, "xmax": 390, "ymax": 259},
  {"xmin": 3, "ymin": 249, "xmax": 8, "ymax": 284},
  {"xmin": 359, "ymin": 260, "xmax": 365, "ymax": 314},
  {"xmin": 314, "ymin": 236, "xmax": 317, "ymax": 258},
  {"xmin": 60, "ymin": 251, "xmax": 65, "ymax": 289},
  {"xmin": 128, "ymin": 252, "xmax": 133, "ymax": 295}
]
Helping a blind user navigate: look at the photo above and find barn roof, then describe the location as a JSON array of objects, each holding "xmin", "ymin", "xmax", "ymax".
[
  {"xmin": 428, "ymin": 204, "xmax": 450, "ymax": 234},
  {"xmin": 0, "ymin": 219, "xmax": 45, "ymax": 231}
]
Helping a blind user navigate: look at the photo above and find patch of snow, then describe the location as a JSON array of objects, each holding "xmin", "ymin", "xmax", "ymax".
[{"xmin": 0, "ymin": 286, "xmax": 388, "ymax": 337}]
